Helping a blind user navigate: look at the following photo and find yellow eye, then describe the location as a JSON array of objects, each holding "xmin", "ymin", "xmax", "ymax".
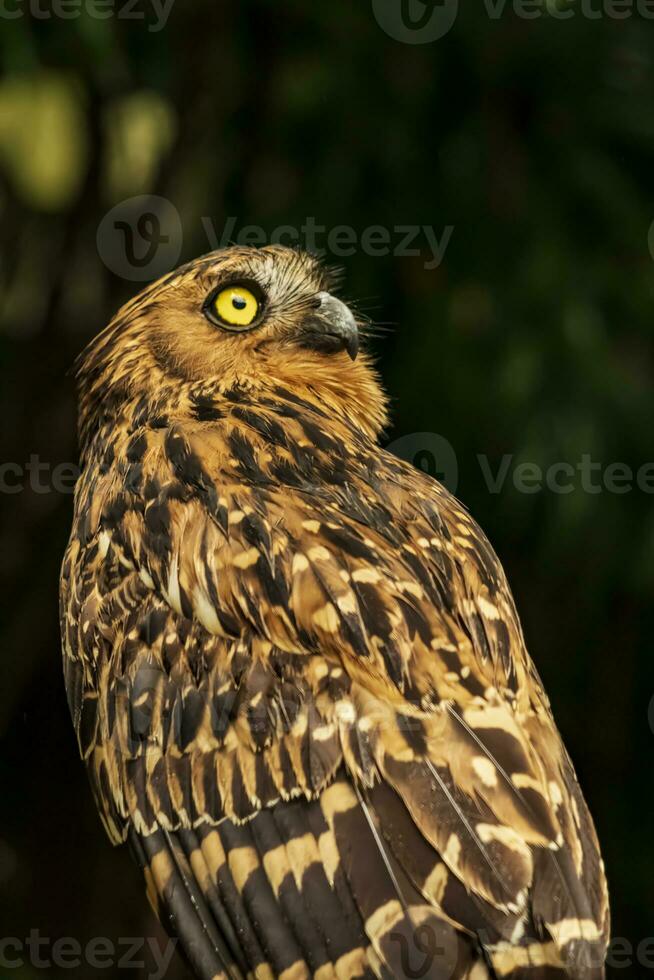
[{"xmin": 212, "ymin": 285, "xmax": 260, "ymax": 328}]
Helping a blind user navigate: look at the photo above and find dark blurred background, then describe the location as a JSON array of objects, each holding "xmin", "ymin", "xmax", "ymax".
[{"xmin": 1, "ymin": 3, "xmax": 653, "ymax": 977}]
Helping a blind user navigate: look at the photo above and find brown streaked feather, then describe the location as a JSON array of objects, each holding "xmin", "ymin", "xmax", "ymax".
[{"xmin": 61, "ymin": 246, "xmax": 609, "ymax": 979}]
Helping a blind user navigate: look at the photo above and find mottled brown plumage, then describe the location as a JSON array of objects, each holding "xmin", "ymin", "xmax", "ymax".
[{"xmin": 60, "ymin": 246, "xmax": 609, "ymax": 979}]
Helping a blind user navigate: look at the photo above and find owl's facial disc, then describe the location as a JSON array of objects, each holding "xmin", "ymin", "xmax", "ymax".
[{"xmin": 296, "ymin": 291, "xmax": 360, "ymax": 361}]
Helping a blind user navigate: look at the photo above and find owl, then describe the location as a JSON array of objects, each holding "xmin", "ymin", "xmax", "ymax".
[{"xmin": 60, "ymin": 246, "xmax": 609, "ymax": 979}]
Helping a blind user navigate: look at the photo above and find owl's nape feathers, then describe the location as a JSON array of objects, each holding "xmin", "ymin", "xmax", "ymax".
[{"xmin": 60, "ymin": 245, "xmax": 609, "ymax": 979}]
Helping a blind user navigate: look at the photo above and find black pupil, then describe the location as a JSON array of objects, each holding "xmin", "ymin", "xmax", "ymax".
[{"xmin": 232, "ymin": 295, "xmax": 247, "ymax": 310}]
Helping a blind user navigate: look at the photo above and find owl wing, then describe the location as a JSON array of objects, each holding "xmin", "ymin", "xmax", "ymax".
[{"xmin": 61, "ymin": 419, "xmax": 609, "ymax": 980}]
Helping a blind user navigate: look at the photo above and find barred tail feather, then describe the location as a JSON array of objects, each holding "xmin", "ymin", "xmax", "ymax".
[
  {"xmin": 130, "ymin": 773, "xmax": 503, "ymax": 980},
  {"xmin": 129, "ymin": 768, "xmax": 606, "ymax": 979},
  {"xmin": 129, "ymin": 827, "xmax": 238, "ymax": 980}
]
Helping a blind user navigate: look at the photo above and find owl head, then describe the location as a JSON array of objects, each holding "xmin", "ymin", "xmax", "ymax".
[{"xmin": 77, "ymin": 246, "xmax": 388, "ymax": 452}]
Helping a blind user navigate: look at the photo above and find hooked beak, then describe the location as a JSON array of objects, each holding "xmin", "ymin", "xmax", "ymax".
[{"xmin": 298, "ymin": 292, "xmax": 360, "ymax": 361}]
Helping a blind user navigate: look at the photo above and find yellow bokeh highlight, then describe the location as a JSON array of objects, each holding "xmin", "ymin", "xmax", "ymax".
[
  {"xmin": 104, "ymin": 90, "xmax": 177, "ymax": 200},
  {"xmin": 0, "ymin": 72, "xmax": 88, "ymax": 211}
]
